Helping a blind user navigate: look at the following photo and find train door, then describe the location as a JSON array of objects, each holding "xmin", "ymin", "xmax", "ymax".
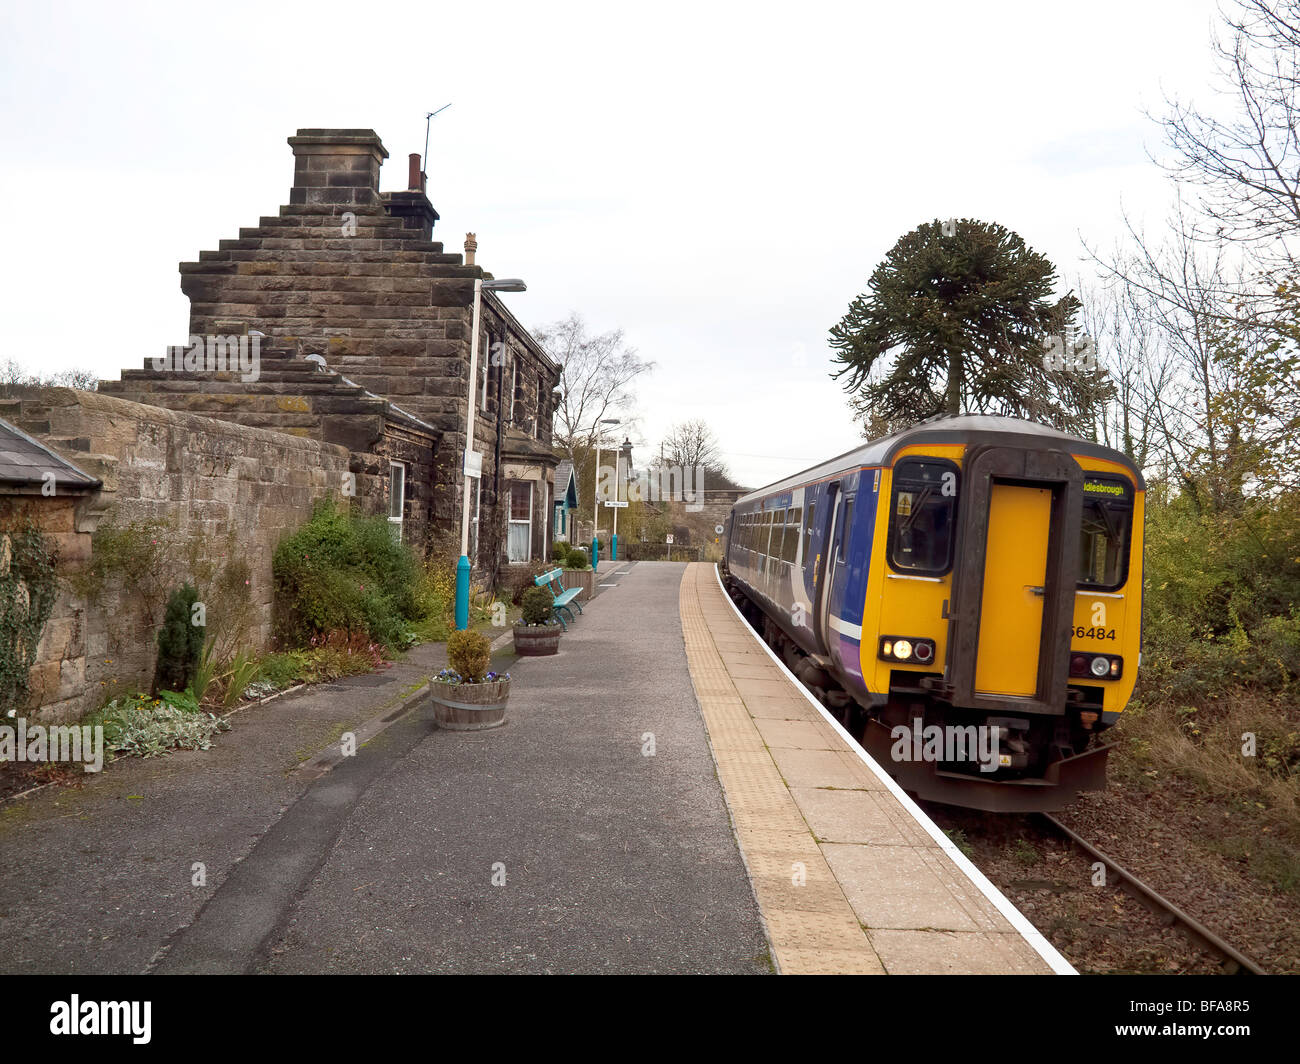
[
  {"xmin": 813, "ymin": 483, "xmax": 841, "ymax": 652},
  {"xmin": 974, "ymin": 483, "xmax": 1051, "ymax": 696},
  {"xmin": 824, "ymin": 492, "xmax": 855, "ymax": 669}
]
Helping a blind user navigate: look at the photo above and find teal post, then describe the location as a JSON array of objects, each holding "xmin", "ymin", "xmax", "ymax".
[
  {"xmin": 455, "ymin": 555, "xmax": 470, "ymax": 630},
  {"xmin": 591, "ymin": 537, "xmax": 599, "ymax": 567},
  {"xmin": 611, "ymin": 532, "xmax": 618, "ymax": 562}
]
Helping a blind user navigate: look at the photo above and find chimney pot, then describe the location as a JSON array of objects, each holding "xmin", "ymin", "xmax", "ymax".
[
  {"xmin": 464, "ymin": 232, "xmax": 477, "ymax": 266},
  {"xmin": 408, "ymin": 153, "xmax": 425, "ymax": 192}
]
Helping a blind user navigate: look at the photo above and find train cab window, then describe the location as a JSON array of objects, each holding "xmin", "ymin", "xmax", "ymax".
[
  {"xmin": 887, "ymin": 458, "xmax": 958, "ymax": 575},
  {"xmin": 1079, "ymin": 477, "xmax": 1133, "ymax": 591}
]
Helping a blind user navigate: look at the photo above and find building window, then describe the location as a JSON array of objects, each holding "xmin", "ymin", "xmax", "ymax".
[
  {"xmin": 388, "ymin": 462, "xmax": 406, "ymax": 542},
  {"xmin": 469, "ymin": 476, "xmax": 482, "ymax": 562},
  {"xmin": 508, "ymin": 357, "xmax": 517, "ymax": 425},
  {"xmin": 508, "ymin": 480, "xmax": 532, "ymax": 563}
]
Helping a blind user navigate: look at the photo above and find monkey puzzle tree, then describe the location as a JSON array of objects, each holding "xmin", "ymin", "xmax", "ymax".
[{"xmin": 831, "ymin": 218, "xmax": 1109, "ymax": 433}]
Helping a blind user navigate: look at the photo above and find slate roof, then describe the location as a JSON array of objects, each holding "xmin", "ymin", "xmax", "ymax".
[
  {"xmin": 0, "ymin": 416, "xmax": 102, "ymax": 491},
  {"xmin": 554, "ymin": 459, "xmax": 578, "ymax": 506}
]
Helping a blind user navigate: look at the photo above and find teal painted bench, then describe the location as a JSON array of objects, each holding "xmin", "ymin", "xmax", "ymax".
[{"xmin": 536, "ymin": 568, "xmax": 584, "ymax": 630}]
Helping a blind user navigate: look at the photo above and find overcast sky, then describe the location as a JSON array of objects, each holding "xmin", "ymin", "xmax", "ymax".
[{"xmin": 1, "ymin": 0, "xmax": 1224, "ymax": 487}]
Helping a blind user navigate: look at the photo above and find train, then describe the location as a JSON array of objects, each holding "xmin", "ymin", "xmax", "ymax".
[{"xmin": 720, "ymin": 414, "xmax": 1145, "ymax": 812}]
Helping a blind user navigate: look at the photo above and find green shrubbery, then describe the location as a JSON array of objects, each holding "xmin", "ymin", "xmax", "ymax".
[
  {"xmin": 86, "ymin": 691, "xmax": 230, "ymax": 759},
  {"xmin": 551, "ymin": 540, "xmax": 569, "ymax": 562},
  {"xmin": 520, "ymin": 586, "xmax": 554, "ymax": 626},
  {"xmin": 1139, "ymin": 490, "xmax": 1300, "ymax": 702},
  {"xmin": 273, "ymin": 502, "xmax": 429, "ymax": 649},
  {"xmin": 153, "ymin": 583, "xmax": 204, "ymax": 695},
  {"xmin": 0, "ymin": 526, "xmax": 59, "ymax": 712},
  {"xmin": 447, "ymin": 629, "xmax": 492, "ymax": 682},
  {"xmin": 565, "ymin": 547, "xmax": 590, "ymax": 570}
]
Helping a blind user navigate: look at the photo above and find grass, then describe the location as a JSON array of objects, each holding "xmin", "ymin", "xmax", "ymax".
[
  {"xmin": 1011, "ymin": 838, "xmax": 1041, "ymax": 868},
  {"xmin": 944, "ymin": 828, "xmax": 976, "ymax": 860},
  {"xmin": 1116, "ymin": 693, "xmax": 1300, "ymax": 835}
]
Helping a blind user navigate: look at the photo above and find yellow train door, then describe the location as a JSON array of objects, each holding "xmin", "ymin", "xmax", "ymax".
[{"xmin": 975, "ymin": 483, "xmax": 1051, "ymax": 697}]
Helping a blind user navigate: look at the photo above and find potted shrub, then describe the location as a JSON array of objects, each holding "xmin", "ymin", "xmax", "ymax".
[
  {"xmin": 430, "ymin": 629, "xmax": 510, "ymax": 730},
  {"xmin": 513, "ymin": 585, "xmax": 562, "ymax": 656}
]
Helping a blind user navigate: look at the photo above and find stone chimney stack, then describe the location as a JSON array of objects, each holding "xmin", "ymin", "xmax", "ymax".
[
  {"xmin": 287, "ymin": 129, "xmax": 389, "ymax": 208},
  {"xmin": 464, "ymin": 233, "xmax": 477, "ymax": 266}
]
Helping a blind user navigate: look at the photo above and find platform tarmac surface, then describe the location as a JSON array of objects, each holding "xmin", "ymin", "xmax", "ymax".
[{"xmin": 0, "ymin": 560, "xmax": 1062, "ymax": 974}]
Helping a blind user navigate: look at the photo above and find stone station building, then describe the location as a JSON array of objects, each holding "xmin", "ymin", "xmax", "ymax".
[{"xmin": 106, "ymin": 127, "xmax": 563, "ymax": 582}]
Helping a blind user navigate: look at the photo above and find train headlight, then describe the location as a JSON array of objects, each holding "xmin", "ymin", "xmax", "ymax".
[
  {"xmin": 1070, "ymin": 653, "xmax": 1123, "ymax": 680},
  {"xmin": 879, "ymin": 636, "xmax": 936, "ymax": 664}
]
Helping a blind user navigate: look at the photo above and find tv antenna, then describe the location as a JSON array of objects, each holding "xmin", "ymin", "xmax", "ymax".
[{"xmin": 423, "ymin": 103, "xmax": 452, "ymax": 172}]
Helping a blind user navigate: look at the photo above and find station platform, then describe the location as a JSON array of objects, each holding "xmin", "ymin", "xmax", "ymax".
[
  {"xmin": 0, "ymin": 559, "xmax": 1072, "ymax": 975},
  {"xmin": 677, "ymin": 562, "xmax": 1072, "ymax": 975}
]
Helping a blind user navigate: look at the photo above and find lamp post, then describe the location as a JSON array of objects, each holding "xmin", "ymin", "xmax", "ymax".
[
  {"xmin": 456, "ymin": 276, "xmax": 527, "ymax": 630},
  {"xmin": 611, "ymin": 436, "xmax": 631, "ymax": 562},
  {"xmin": 591, "ymin": 417, "xmax": 620, "ymax": 566}
]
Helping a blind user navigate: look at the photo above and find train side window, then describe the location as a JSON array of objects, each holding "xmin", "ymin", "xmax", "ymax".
[
  {"xmin": 784, "ymin": 508, "xmax": 801, "ymax": 562},
  {"xmin": 770, "ymin": 509, "xmax": 786, "ymax": 566},
  {"xmin": 1078, "ymin": 477, "xmax": 1133, "ymax": 591},
  {"xmin": 887, "ymin": 458, "xmax": 958, "ymax": 575}
]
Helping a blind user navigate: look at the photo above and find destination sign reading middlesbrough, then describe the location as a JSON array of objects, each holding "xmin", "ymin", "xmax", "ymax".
[{"xmin": 1083, "ymin": 478, "xmax": 1129, "ymax": 498}]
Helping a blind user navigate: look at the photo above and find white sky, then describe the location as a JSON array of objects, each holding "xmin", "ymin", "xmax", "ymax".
[{"xmin": 0, "ymin": 0, "xmax": 1224, "ymax": 487}]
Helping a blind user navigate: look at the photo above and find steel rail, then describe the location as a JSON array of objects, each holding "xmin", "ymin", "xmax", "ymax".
[{"xmin": 1038, "ymin": 813, "xmax": 1266, "ymax": 975}]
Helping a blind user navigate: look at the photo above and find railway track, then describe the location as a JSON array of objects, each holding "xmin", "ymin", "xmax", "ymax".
[
  {"xmin": 1036, "ymin": 813, "xmax": 1266, "ymax": 975},
  {"xmin": 728, "ymin": 584, "xmax": 1270, "ymax": 974}
]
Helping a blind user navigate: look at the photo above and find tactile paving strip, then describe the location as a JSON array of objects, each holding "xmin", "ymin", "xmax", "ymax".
[{"xmin": 679, "ymin": 563, "xmax": 1057, "ymax": 976}]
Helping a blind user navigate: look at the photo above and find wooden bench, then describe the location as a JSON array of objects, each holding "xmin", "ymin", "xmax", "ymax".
[{"xmin": 535, "ymin": 568, "xmax": 584, "ymax": 630}]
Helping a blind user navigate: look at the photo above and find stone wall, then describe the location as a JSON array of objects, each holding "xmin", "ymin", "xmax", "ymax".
[
  {"xmin": 0, "ymin": 387, "xmax": 351, "ymax": 722},
  {"xmin": 0, "ymin": 494, "xmax": 96, "ymax": 722}
]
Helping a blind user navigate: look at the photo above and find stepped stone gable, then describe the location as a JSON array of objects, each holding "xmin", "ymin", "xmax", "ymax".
[
  {"xmin": 101, "ymin": 345, "xmax": 439, "ymax": 552},
  {"xmin": 157, "ymin": 127, "xmax": 561, "ymax": 572}
]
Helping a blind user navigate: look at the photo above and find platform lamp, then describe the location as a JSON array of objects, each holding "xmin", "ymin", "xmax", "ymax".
[
  {"xmin": 592, "ymin": 417, "xmax": 620, "ymax": 566},
  {"xmin": 456, "ymin": 276, "xmax": 527, "ymax": 631},
  {"xmin": 611, "ymin": 436, "xmax": 632, "ymax": 562}
]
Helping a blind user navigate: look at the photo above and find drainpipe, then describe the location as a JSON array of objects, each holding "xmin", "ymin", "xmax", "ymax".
[{"xmin": 492, "ymin": 329, "xmax": 505, "ymax": 579}]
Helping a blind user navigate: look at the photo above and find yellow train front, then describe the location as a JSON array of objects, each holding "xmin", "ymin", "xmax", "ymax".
[{"xmin": 722, "ymin": 414, "xmax": 1144, "ymax": 812}]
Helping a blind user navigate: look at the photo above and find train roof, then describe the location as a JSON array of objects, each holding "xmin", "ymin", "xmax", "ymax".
[{"xmin": 735, "ymin": 414, "xmax": 1146, "ymax": 505}]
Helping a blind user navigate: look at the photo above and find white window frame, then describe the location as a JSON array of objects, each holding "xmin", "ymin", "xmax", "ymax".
[
  {"xmin": 388, "ymin": 461, "xmax": 406, "ymax": 542},
  {"xmin": 469, "ymin": 475, "xmax": 481, "ymax": 562},
  {"xmin": 507, "ymin": 479, "xmax": 533, "ymax": 563},
  {"xmin": 508, "ymin": 356, "xmax": 517, "ymax": 425}
]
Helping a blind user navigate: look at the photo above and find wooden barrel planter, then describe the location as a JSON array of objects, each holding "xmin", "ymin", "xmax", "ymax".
[
  {"xmin": 430, "ymin": 678, "xmax": 511, "ymax": 731},
  {"xmin": 513, "ymin": 622, "xmax": 561, "ymax": 656},
  {"xmin": 559, "ymin": 568, "xmax": 595, "ymax": 602}
]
